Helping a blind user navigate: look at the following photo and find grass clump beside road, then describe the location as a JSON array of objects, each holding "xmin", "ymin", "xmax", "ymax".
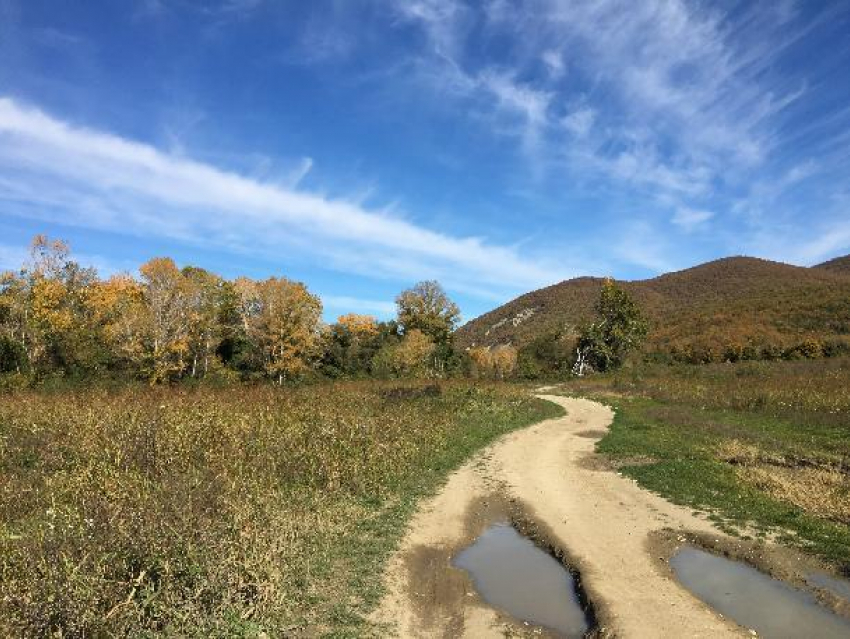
[
  {"xmin": 562, "ymin": 358, "xmax": 850, "ymax": 571},
  {"xmin": 0, "ymin": 381, "xmax": 562, "ymax": 637}
]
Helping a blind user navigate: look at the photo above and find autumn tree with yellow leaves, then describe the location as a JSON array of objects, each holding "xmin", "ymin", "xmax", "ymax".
[
  {"xmin": 372, "ymin": 328, "xmax": 436, "ymax": 378},
  {"xmin": 0, "ymin": 236, "xmax": 105, "ymax": 375},
  {"xmin": 87, "ymin": 274, "xmax": 147, "ymax": 370},
  {"xmin": 467, "ymin": 344, "xmax": 518, "ymax": 379},
  {"xmin": 246, "ymin": 277, "xmax": 323, "ymax": 384}
]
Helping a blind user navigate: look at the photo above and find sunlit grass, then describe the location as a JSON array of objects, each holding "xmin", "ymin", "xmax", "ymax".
[
  {"xmin": 561, "ymin": 358, "xmax": 850, "ymax": 569},
  {"xmin": 0, "ymin": 381, "xmax": 561, "ymax": 637}
]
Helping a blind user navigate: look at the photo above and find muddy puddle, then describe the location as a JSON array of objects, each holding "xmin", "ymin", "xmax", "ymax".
[
  {"xmin": 671, "ymin": 546, "xmax": 850, "ymax": 638},
  {"xmin": 808, "ymin": 571, "xmax": 850, "ymax": 603},
  {"xmin": 452, "ymin": 523, "xmax": 592, "ymax": 637}
]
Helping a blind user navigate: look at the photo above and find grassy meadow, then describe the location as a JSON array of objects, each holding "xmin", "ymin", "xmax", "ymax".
[
  {"xmin": 5, "ymin": 354, "xmax": 849, "ymax": 637},
  {"xmin": 0, "ymin": 381, "xmax": 561, "ymax": 637},
  {"xmin": 561, "ymin": 358, "xmax": 850, "ymax": 570}
]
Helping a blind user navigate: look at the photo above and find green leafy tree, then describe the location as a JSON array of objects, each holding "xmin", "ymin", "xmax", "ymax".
[
  {"xmin": 396, "ymin": 281, "xmax": 460, "ymax": 347},
  {"xmin": 318, "ymin": 314, "xmax": 393, "ymax": 378},
  {"xmin": 517, "ymin": 329, "xmax": 576, "ymax": 378},
  {"xmin": 575, "ymin": 279, "xmax": 648, "ymax": 374},
  {"xmin": 0, "ymin": 335, "xmax": 27, "ymax": 374}
]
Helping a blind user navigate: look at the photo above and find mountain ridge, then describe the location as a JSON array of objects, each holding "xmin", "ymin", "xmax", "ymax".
[{"xmin": 456, "ymin": 254, "xmax": 850, "ymax": 362}]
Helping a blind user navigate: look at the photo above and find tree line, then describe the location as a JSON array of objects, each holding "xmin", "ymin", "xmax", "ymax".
[
  {"xmin": 0, "ymin": 236, "xmax": 649, "ymax": 386},
  {"xmin": 0, "ymin": 236, "xmax": 466, "ymax": 384}
]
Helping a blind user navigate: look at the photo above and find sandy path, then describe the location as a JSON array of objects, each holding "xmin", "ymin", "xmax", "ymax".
[{"xmin": 373, "ymin": 395, "xmax": 748, "ymax": 638}]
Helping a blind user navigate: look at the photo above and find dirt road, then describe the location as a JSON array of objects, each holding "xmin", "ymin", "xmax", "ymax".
[{"xmin": 373, "ymin": 395, "xmax": 748, "ymax": 637}]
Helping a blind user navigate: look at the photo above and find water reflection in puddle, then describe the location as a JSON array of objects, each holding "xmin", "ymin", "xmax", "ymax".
[
  {"xmin": 671, "ymin": 546, "xmax": 850, "ymax": 639},
  {"xmin": 452, "ymin": 523, "xmax": 590, "ymax": 637}
]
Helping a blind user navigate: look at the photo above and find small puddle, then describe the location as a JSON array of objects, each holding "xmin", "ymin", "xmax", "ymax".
[
  {"xmin": 671, "ymin": 546, "xmax": 850, "ymax": 638},
  {"xmin": 452, "ymin": 523, "xmax": 592, "ymax": 637}
]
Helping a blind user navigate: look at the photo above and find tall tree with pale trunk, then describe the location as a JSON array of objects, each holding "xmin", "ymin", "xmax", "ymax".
[
  {"xmin": 182, "ymin": 266, "xmax": 226, "ymax": 378},
  {"xmin": 139, "ymin": 257, "xmax": 191, "ymax": 381},
  {"xmin": 238, "ymin": 277, "xmax": 322, "ymax": 384}
]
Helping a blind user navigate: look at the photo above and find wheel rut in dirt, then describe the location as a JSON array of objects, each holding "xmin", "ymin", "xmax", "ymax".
[{"xmin": 373, "ymin": 395, "xmax": 753, "ymax": 637}]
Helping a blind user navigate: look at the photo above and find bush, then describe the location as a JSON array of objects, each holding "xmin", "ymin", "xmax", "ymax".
[{"xmin": 0, "ymin": 336, "xmax": 27, "ymax": 373}]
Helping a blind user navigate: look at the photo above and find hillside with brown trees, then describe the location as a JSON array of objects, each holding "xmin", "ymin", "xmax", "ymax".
[
  {"xmin": 815, "ymin": 255, "xmax": 850, "ymax": 275},
  {"xmin": 456, "ymin": 255, "xmax": 850, "ymax": 365}
]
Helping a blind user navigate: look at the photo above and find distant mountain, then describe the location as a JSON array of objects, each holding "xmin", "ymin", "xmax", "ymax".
[
  {"xmin": 814, "ymin": 254, "xmax": 850, "ymax": 275},
  {"xmin": 456, "ymin": 256, "xmax": 850, "ymax": 362}
]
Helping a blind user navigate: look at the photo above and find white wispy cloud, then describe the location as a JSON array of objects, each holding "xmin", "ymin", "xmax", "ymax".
[
  {"xmin": 742, "ymin": 185, "xmax": 850, "ymax": 266},
  {"xmin": 747, "ymin": 218, "xmax": 850, "ymax": 267},
  {"xmin": 217, "ymin": 0, "xmax": 265, "ymax": 14},
  {"xmin": 286, "ymin": 157, "xmax": 314, "ymax": 188},
  {"xmin": 560, "ymin": 108, "xmax": 594, "ymax": 138},
  {"xmin": 541, "ymin": 49, "xmax": 565, "ymax": 79},
  {"xmin": 791, "ymin": 224, "xmax": 850, "ymax": 265},
  {"xmin": 672, "ymin": 207, "xmax": 714, "ymax": 232},
  {"xmin": 383, "ymin": 0, "xmax": 850, "ymax": 267},
  {"xmin": 611, "ymin": 220, "xmax": 677, "ymax": 275},
  {"xmin": 392, "ymin": 0, "xmax": 470, "ymax": 58},
  {"xmin": 0, "ymin": 97, "xmax": 569, "ymax": 297},
  {"xmin": 478, "ymin": 69, "xmax": 552, "ymax": 155},
  {"xmin": 525, "ymin": 0, "xmax": 812, "ymax": 191}
]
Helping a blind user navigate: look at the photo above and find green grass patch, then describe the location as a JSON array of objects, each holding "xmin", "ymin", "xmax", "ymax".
[{"xmin": 596, "ymin": 395, "xmax": 850, "ymax": 569}]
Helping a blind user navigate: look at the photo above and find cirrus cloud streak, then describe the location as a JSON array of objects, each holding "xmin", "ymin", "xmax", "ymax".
[{"xmin": 0, "ymin": 97, "xmax": 571, "ymax": 297}]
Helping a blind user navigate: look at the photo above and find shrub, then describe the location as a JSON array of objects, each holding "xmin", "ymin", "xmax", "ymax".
[{"xmin": 0, "ymin": 336, "xmax": 27, "ymax": 373}]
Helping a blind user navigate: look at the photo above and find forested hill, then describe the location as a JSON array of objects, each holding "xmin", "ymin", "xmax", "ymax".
[{"xmin": 456, "ymin": 255, "xmax": 850, "ymax": 363}]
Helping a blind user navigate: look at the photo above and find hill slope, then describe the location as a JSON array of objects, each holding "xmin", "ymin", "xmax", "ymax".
[
  {"xmin": 814, "ymin": 254, "xmax": 850, "ymax": 275},
  {"xmin": 457, "ymin": 256, "xmax": 850, "ymax": 362}
]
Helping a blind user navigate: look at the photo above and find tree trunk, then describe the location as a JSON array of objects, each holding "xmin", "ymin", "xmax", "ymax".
[
  {"xmin": 572, "ymin": 347, "xmax": 589, "ymax": 377},
  {"xmin": 204, "ymin": 336, "xmax": 211, "ymax": 376}
]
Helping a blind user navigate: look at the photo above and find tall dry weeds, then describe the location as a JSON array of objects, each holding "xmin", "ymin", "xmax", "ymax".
[{"xmin": 0, "ymin": 381, "xmax": 543, "ymax": 636}]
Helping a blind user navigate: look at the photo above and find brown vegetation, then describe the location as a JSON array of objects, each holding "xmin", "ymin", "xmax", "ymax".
[
  {"xmin": 458, "ymin": 255, "xmax": 850, "ymax": 364},
  {"xmin": 466, "ymin": 344, "xmax": 518, "ymax": 379},
  {"xmin": 0, "ymin": 381, "xmax": 554, "ymax": 636},
  {"xmin": 716, "ymin": 438, "xmax": 850, "ymax": 526},
  {"xmin": 815, "ymin": 255, "xmax": 850, "ymax": 275}
]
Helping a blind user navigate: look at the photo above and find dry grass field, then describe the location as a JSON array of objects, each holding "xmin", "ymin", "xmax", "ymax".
[{"xmin": 0, "ymin": 381, "xmax": 559, "ymax": 637}]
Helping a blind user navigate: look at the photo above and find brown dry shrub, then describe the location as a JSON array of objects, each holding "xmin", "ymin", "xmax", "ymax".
[{"xmin": 739, "ymin": 464, "xmax": 850, "ymax": 525}]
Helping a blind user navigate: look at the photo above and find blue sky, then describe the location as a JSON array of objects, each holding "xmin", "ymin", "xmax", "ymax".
[{"xmin": 2, "ymin": 0, "xmax": 850, "ymax": 322}]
